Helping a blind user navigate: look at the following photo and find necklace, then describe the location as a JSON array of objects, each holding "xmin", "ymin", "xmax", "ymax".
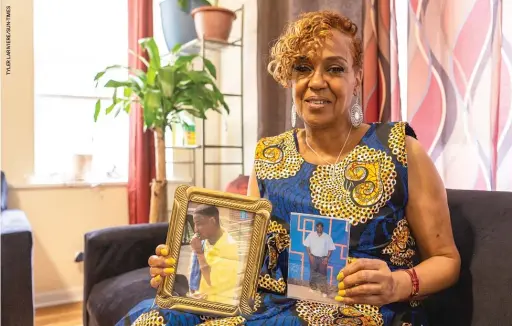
[{"xmin": 305, "ymin": 125, "xmax": 353, "ymax": 180}]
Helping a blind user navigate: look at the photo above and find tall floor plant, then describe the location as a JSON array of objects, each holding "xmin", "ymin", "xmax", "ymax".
[{"xmin": 93, "ymin": 37, "xmax": 229, "ymax": 223}]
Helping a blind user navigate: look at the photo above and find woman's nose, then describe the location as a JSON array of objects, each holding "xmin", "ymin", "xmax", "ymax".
[{"xmin": 308, "ymin": 69, "xmax": 327, "ymax": 90}]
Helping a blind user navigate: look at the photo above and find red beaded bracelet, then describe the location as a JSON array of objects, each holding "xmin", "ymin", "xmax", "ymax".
[{"xmin": 404, "ymin": 268, "xmax": 420, "ymax": 297}]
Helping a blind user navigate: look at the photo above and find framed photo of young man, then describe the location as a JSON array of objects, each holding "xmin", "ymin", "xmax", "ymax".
[{"xmin": 155, "ymin": 185, "xmax": 271, "ymax": 318}]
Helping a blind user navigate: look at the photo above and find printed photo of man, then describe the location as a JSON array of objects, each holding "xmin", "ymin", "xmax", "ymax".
[
  {"xmin": 304, "ymin": 222, "xmax": 336, "ymax": 297},
  {"xmin": 187, "ymin": 204, "xmax": 241, "ymax": 305}
]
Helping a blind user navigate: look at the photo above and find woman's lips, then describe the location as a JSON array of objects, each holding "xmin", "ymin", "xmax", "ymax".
[{"xmin": 305, "ymin": 100, "xmax": 331, "ymax": 110}]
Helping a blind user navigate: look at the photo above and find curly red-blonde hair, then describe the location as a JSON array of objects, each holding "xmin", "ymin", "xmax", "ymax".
[{"xmin": 267, "ymin": 10, "xmax": 363, "ymax": 88}]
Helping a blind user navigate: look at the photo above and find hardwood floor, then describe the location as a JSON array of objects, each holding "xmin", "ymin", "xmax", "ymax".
[{"xmin": 35, "ymin": 302, "xmax": 82, "ymax": 326}]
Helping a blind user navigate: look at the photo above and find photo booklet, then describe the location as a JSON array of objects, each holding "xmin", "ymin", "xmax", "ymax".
[{"xmin": 287, "ymin": 212, "xmax": 351, "ymax": 304}]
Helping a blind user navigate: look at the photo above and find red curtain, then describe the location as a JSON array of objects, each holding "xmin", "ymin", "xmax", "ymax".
[
  {"xmin": 362, "ymin": 0, "xmax": 400, "ymax": 123},
  {"xmin": 128, "ymin": 0, "xmax": 155, "ymax": 224}
]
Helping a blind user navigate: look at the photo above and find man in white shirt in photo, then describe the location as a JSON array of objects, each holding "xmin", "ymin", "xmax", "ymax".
[{"xmin": 303, "ymin": 222, "xmax": 336, "ymax": 297}]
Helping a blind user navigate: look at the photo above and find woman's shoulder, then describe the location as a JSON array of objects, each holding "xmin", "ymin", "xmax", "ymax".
[
  {"xmin": 253, "ymin": 129, "xmax": 303, "ymax": 180},
  {"xmin": 255, "ymin": 129, "xmax": 296, "ymax": 147},
  {"xmin": 254, "ymin": 129, "xmax": 298, "ymax": 162},
  {"xmin": 365, "ymin": 121, "xmax": 418, "ymax": 168},
  {"xmin": 373, "ymin": 121, "xmax": 418, "ymax": 139}
]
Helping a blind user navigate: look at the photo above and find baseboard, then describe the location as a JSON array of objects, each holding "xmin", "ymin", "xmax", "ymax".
[{"xmin": 34, "ymin": 286, "xmax": 83, "ymax": 308}]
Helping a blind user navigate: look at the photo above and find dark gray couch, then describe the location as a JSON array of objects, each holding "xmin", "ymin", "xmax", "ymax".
[
  {"xmin": 83, "ymin": 189, "xmax": 512, "ymax": 326},
  {"xmin": 1, "ymin": 171, "xmax": 35, "ymax": 326}
]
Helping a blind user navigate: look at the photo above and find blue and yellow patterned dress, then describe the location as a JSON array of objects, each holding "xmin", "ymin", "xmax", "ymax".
[{"xmin": 117, "ymin": 122, "xmax": 428, "ymax": 326}]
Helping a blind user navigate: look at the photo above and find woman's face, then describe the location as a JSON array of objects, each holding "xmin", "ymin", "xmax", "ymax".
[{"xmin": 292, "ymin": 29, "xmax": 361, "ymax": 128}]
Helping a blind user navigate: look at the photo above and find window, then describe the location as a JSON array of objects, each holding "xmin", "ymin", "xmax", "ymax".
[{"xmin": 33, "ymin": 0, "xmax": 129, "ymax": 183}]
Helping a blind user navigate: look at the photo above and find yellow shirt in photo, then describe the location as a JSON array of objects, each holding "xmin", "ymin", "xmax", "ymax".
[{"xmin": 198, "ymin": 230, "xmax": 240, "ymax": 305}]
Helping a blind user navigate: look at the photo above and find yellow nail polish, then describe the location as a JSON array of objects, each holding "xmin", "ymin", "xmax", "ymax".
[
  {"xmin": 154, "ymin": 275, "xmax": 161, "ymax": 282},
  {"xmin": 338, "ymin": 290, "xmax": 346, "ymax": 296},
  {"xmin": 337, "ymin": 272, "xmax": 344, "ymax": 281},
  {"xmin": 338, "ymin": 282, "xmax": 345, "ymax": 290},
  {"xmin": 161, "ymin": 248, "xmax": 168, "ymax": 256},
  {"xmin": 165, "ymin": 258, "xmax": 175, "ymax": 266},
  {"xmin": 164, "ymin": 267, "xmax": 175, "ymax": 275},
  {"xmin": 335, "ymin": 296, "xmax": 344, "ymax": 302}
]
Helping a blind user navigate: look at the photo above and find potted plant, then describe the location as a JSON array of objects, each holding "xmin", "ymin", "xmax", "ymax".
[
  {"xmin": 159, "ymin": 0, "xmax": 210, "ymax": 51},
  {"xmin": 179, "ymin": 0, "xmax": 237, "ymax": 42},
  {"xmin": 93, "ymin": 37, "xmax": 229, "ymax": 223}
]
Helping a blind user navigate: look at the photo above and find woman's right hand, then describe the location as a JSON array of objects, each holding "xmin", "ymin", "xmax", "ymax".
[{"xmin": 148, "ymin": 244, "xmax": 176, "ymax": 289}]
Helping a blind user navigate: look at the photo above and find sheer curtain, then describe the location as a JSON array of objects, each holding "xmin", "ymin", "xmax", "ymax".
[{"xmin": 402, "ymin": 0, "xmax": 512, "ymax": 191}]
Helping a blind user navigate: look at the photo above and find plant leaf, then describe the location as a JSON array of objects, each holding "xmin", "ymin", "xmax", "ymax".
[
  {"xmin": 105, "ymin": 102, "xmax": 116, "ymax": 114},
  {"xmin": 202, "ymin": 58, "xmax": 217, "ymax": 79},
  {"xmin": 139, "ymin": 37, "xmax": 161, "ymax": 70},
  {"xmin": 124, "ymin": 100, "xmax": 132, "ymax": 113},
  {"xmin": 143, "ymin": 89, "xmax": 161, "ymax": 128},
  {"xmin": 104, "ymin": 80, "xmax": 132, "ymax": 88},
  {"xmin": 106, "ymin": 88, "xmax": 121, "ymax": 115},
  {"xmin": 139, "ymin": 37, "xmax": 161, "ymax": 86},
  {"xmin": 94, "ymin": 99, "xmax": 101, "ymax": 121},
  {"xmin": 93, "ymin": 64, "xmax": 147, "ymax": 87},
  {"xmin": 171, "ymin": 43, "xmax": 182, "ymax": 54},
  {"xmin": 114, "ymin": 104, "xmax": 123, "ymax": 117},
  {"xmin": 124, "ymin": 87, "xmax": 132, "ymax": 98},
  {"xmin": 175, "ymin": 54, "xmax": 197, "ymax": 68},
  {"xmin": 93, "ymin": 64, "xmax": 126, "ymax": 80},
  {"xmin": 158, "ymin": 66, "xmax": 176, "ymax": 98},
  {"xmin": 128, "ymin": 49, "xmax": 149, "ymax": 67},
  {"xmin": 177, "ymin": 0, "xmax": 187, "ymax": 11}
]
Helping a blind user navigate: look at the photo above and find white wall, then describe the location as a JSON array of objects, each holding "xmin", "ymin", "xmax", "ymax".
[
  {"xmin": 0, "ymin": 0, "xmax": 257, "ymax": 307},
  {"xmin": 218, "ymin": 0, "xmax": 258, "ymax": 188}
]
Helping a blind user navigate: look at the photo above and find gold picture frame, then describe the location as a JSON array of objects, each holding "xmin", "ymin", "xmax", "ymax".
[{"xmin": 155, "ymin": 184, "xmax": 272, "ymax": 318}]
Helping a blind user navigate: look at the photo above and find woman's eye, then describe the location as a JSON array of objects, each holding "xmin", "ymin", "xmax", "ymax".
[
  {"xmin": 329, "ymin": 66, "xmax": 345, "ymax": 73},
  {"xmin": 293, "ymin": 65, "xmax": 312, "ymax": 73}
]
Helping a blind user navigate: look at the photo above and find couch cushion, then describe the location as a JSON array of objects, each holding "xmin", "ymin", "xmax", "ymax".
[
  {"xmin": 87, "ymin": 267, "xmax": 155, "ymax": 326},
  {"xmin": 87, "ymin": 267, "xmax": 191, "ymax": 326},
  {"xmin": 425, "ymin": 189, "xmax": 512, "ymax": 326}
]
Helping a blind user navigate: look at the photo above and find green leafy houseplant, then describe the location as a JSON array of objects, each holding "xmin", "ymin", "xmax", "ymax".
[{"xmin": 93, "ymin": 37, "xmax": 229, "ymax": 223}]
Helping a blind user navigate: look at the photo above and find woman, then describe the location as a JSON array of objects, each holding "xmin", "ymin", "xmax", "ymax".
[{"xmin": 119, "ymin": 10, "xmax": 460, "ymax": 326}]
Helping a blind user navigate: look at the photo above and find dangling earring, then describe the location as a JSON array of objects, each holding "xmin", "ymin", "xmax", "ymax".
[
  {"xmin": 291, "ymin": 103, "xmax": 297, "ymax": 128},
  {"xmin": 350, "ymin": 97, "xmax": 363, "ymax": 128}
]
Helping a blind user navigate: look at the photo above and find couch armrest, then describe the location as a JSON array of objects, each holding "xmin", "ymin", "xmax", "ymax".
[
  {"xmin": 1, "ymin": 209, "xmax": 32, "ymax": 234},
  {"xmin": 1, "ymin": 209, "xmax": 34, "ymax": 326},
  {"xmin": 83, "ymin": 222, "xmax": 168, "ymax": 326}
]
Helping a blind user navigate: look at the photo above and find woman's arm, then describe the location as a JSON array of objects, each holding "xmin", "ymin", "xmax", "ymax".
[
  {"xmin": 392, "ymin": 136, "xmax": 461, "ymax": 301},
  {"xmin": 247, "ymin": 168, "xmax": 261, "ymax": 198},
  {"xmin": 337, "ymin": 136, "xmax": 461, "ymax": 305}
]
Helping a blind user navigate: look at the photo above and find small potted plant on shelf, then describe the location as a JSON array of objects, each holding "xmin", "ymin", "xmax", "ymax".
[
  {"xmin": 179, "ymin": 0, "xmax": 237, "ymax": 42},
  {"xmin": 159, "ymin": 0, "xmax": 210, "ymax": 51},
  {"xmin": 93, "ymin": 37, "xmax": 229, "ymax": 223}
]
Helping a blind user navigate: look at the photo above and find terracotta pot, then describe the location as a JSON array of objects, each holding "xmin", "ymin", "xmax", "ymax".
[{"xmin": 191, "ymin": 6, "xmax": 236, "ymax": 42}]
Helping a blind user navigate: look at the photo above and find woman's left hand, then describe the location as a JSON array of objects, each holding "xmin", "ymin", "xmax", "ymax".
[{"xmin": 335, "ymin": 258, "xmax": 411, "ymax": 306}]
